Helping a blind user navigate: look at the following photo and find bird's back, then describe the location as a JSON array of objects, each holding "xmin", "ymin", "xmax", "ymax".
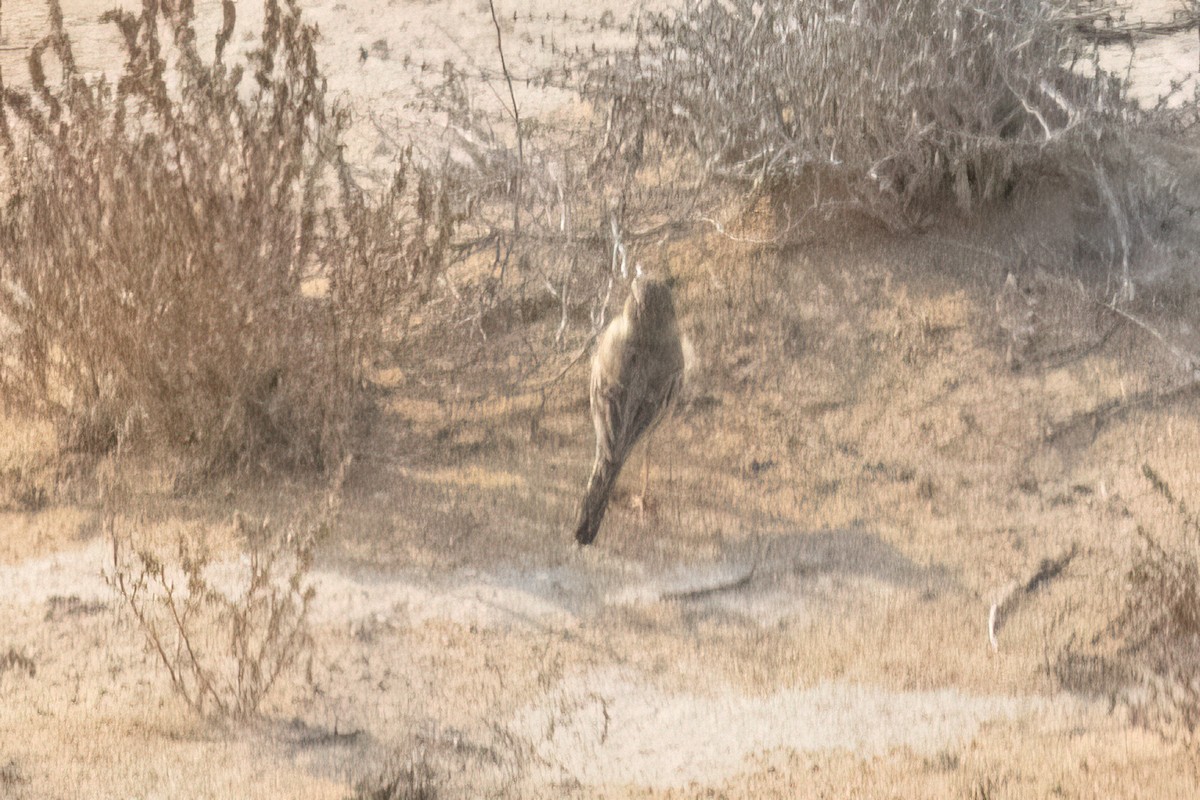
[{"xmin": 590, "ymin": 293, "xmax": 684, "ymax": 465}]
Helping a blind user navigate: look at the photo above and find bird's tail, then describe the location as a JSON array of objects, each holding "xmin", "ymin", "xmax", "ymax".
[{"xmin": 573, "ymin": 455, "xmax": 623, "ymax": 545}]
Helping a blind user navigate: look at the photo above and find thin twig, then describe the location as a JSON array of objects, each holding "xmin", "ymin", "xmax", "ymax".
[
  {"xmin": 1100, "ymin": 301, "xmax": 1200, "ymax": 379},
  {"xmin": 1093, "ymin": 161, "xmax": 1133, "ymax": 302},
  {"xmin": 487, "ymin": 0, "xmax": 522, "ymax": 238},
  {"xmin": 661, "ymin": 565, "xmax": 757, "ymax": 602},
  {"xmin": 700, "ymin": 215, "xmax": 790, "ymax": 245},
  {"xmin": 534, "ymin": 331, "xmax": 598, "ymax": 391},
  {"xmin": 1072, "ymin": 12, "xmax": 1200, "ymax": 44}
]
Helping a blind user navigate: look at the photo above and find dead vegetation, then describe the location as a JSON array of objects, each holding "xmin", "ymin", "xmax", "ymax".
[
  {"xmin": 349, "ymin": 758, "xmax": 441, "ymax": 800},
  {"xmin": 0, "ymin": 646, "xmax": 35, "ymax": 677},
  {"xmin": 5, "ymin": 0, "xmax": 1200, "ymax": 795},
  {"xmin": 0, "ymin": 0, "xmax": 463, "ymax": 473},
  {"xmin": 104, "ymin": 508, "xmax": 323, "ymax": 719},
  {"xmin": 1104, "ymin": 465, "xmax": 1200, "ymax": 743},
  {"xmin": 583, "ymin": 0, "xmax": 1127, "ymax": 229}
]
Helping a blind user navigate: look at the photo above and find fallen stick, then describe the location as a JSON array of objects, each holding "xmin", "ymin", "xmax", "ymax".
[
  {"xmin": 989, "ymin": 545, "xmax": 1077, "ymax": 651},
  {"xmin": 661, "ymin": 565, "xmax": 757, "ymax": 602}
]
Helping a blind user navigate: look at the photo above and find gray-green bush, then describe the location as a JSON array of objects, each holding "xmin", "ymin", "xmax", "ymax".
[{"xmin": 584, "ymin": 0, "xmax": 1126, "ymax": 228}]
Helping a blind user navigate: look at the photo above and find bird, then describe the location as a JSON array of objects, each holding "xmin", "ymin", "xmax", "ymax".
[{"xmin": 574, "ymin": 273, "xmax": 685, "ymax": 546}]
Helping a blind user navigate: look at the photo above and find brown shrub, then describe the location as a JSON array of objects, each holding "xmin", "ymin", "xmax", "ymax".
[
  {"xmin": 1107, "ymin": 465, "xmax": 1200, "ymax": 742},
  {"xmin": 0, "ymin": 0, "xmax": 462, "ymax": 472}
]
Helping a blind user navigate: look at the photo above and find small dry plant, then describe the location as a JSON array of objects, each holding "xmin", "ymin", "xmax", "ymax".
[
  {"xmin": 1106, "ymin": 464, "xmax": 1200, "ymax": 742},
  {"xmin": 0, "ymin": 0, "xmax": 462, "ymax": 471},
  {"xmin": 105, "ymin": 511, "xmax": 322, "ymax": 719},
  {"xmin": 350, "ymin": 757, "xmax": 441, "ymax": 800},
  {"xmin": 0, "ymin": 647, "xmax": 36, "ymax": 678},
  {"xmin": 584, "ymin": 0, "xmax": 1125, "ymax": 229}
]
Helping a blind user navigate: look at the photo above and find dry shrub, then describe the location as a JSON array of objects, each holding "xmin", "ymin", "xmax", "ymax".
[
  {"xmin": 1067, "ymin": 139, "xmax": 1184, "ymax": 296},
  {"xmin": 0, "ymin": 759, "xmax": 27, "ymax": 794},
  {"xmin": 380, "ymin": 61, "xmax": 622, "ymax": 390},
  {"xmin": 0, "ymin": 647, "xmax": 36, "ymax": 678},
  {"xmin": 350, "ymin": 757, "xmax": 441, "ymax": 800},
  {"xmin": 1107, "ymin": 464, "xmax": 1200, "ymax": 742},
  {"xmin": 0, "ymin": 0, "xmax": 462, "ymax": 471},
  {"xmin": 0, "ymin": 464, "xmax": 48, "ymax": 511},
  {"xmin": 584, "ymin": 0, "xmax": 1125, "ymax": 228},
  {"xmin": 106, "ymin": 509, "xmax": 322, "ymax": 719}
]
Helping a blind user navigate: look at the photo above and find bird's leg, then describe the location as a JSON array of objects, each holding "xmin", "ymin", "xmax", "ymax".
[{"xmin": 632, "ymin": 433, "xmax": 653, "ymax": 521}]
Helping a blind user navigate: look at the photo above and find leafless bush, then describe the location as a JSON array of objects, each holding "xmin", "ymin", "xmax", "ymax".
[
  {"xmin": 1069, "ymin": 141, "xmax": 1183, "ymax": 298},
  {"xmin": 0, "ymin": 464, "xmax": 48, "ymax": 511},
  {"xmin": 1106, "ymin": 464, "xmax": 1200, "ymax": 742},
  {"xmin": 0, "ymin": 759, "xmax": 27, "ymax": 794},
  {"xmin": 326, "ymin": 146, "xmax": 466, "ymax": 367},
  {"xmin": 0, "ymin": 0, "xmax": 462, "ymax": 471},
  {"xmin": 380, "ymin": 60, "xmax": 627, "ymax": 396},
  {"xmin": 584, "ymin": 0, "xmax": 1126, "ymax": 229},
  {"xmin": 105, "ymin": 510, "xmax": 322, "ymax": 719}
]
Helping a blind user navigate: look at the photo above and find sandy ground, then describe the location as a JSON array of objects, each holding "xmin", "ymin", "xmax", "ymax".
[
  {"xmin": 1, "ymin": 534, "xmax": 1067, "ymax": 794},
  {"xmin": 1098, "ymin": 0, "xmax": 1200, "ymax": 107},
  {"xmin": 2, "ymin": 0, "xmax": 1191, "ymax": 169},
  {"xmin": 0, "ymin": 0, "xmax": 659, "ymax": 185},
  {"xmin": 3, "ymin": 0, "xmax": 1200, "ymax": 798}
]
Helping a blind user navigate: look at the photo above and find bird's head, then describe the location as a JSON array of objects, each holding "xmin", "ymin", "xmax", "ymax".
[{"xmin": 628, "ymin": 272, "xmax": 677, "ymax": 328}]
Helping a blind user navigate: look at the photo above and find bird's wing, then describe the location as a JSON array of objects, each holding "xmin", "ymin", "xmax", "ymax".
[
  {"xmin": 613, "ymin": 357, "xmax": 684, "ymax": 456},
  {"xmin": 591, "ymin": 367, "xmax": 624, "ymax": 464},
  {"xmin": 591, "ymin": 330, "xmax": 632, "ymax": 464},
  {"xmin": 589, "ymin": 311, "xmax": 685, "ymax": 466}
]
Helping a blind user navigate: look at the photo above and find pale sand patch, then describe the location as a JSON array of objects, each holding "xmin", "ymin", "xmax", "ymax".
[
  {"xmin": 0, "ymin": 539, "xmax": 581, "ymax": 632},
  {"xmin": 0, "ymin": 537, "xmax": 110, "ymax": 606},
  {"xmin": 306, "ymin": 568, "xmax": 580, "ymax": 630},
  {"xmin": 1095, "ymin": 0, "xmax": 1200, "ymax": 107},
  {"xmin": 513, "ymin": 667, "xmax": 1042, "ymax": 790},
  {"xmin": 0, "ymin": 531, "xmax": 906, "ymax": 634}
]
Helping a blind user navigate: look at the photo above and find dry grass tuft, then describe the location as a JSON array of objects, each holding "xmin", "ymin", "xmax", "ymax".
[
  {"xmin": 349, "ymin": 757, "xmax": 441, "ymax": 800},
  {"xmin": 1105, "ymin": 464, "xmax": 1200, "ymax": 743},
  {"xmin": 0, "ymin": 646, "xmax": 35, "ymax": 678}
]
